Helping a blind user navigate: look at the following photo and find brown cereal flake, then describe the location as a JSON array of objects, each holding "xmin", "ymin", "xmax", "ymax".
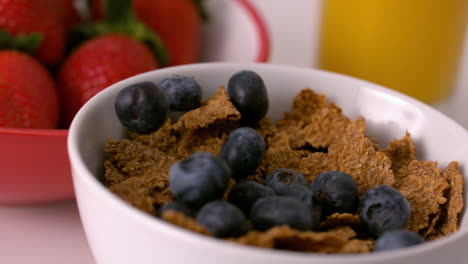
[
  {"xmin": 222, "ymin": 178, "xmax": 237, "ymax": 201},
  {"xmin": 277, "ymin": 124, "xmax": 307, "ymax": 150},
  {"xmin": 277, "ymin": 89, "xmax": 366, "ymax": 150},
  {"xmin": 301, "ymin": 107, "xmax": 366, "ymax": 149},
  {"xmin": 366, "ymin": 136, "xmax": 382, "ymax": 151},
  {"xmin": 104, "ymin": 138, "xmax": 178, "ymax": 214},
  {"xmin": 252, "ymin": 117, "xmax": 278, "ymax": 140},
  {"xmin": 428, "ymin": 161, "xmax": 464, "ymax": 238},
  {"xmin": 104, "ymin": 139, "xmax": 176, "ymax": 185},
  {"xmin": 172, "ymin": 86, "xmax": 240, "ymax": 131},
  {"xmin": 103, "ymin": 160, "xmax": 128, "ymax": 185},
  {"xmin": 278, "ymin": 88, "xmax": 327, "ymax": 126},
  {"xmin": 174, "ymin": 129, "xmax": 227, "ymax": 159},
  {"xmin": 395, "ymin": 160, "xmax": 449, "ymax": 233},
  {"xmin": 382, "ymin": 132, "xmax": 416, "ymax": 178},
  {"xmin": 339, "ymin": 239, "xmax": 374, "ymax": 253},
  {"xmin": 329, "ymin": 134, "xmax": 395, "ymax": 194},
  {"xmin": 129, "ymin": 119, "xmax": 177, "ymax": 154},
  {"xmin": 233, "ymin": 226, "xmax": 356, "ymax": 253},
  {"xmin": 299, "ymin": 152, "xmax": 338, "ymax": 183},
  {"xmin": 103, "ymin": 86, "xmax": 465, "ymax": 253},
  {"xmin": 262, "ymin": 132, "xmax": 305, "ymax": 175},
  {"xmin": 109, "ymin": 175, "xmax": 173, "ymax": 215},
  {"xmin": 244, "ymin": 167, "xmax": 267, "ymax": 184},
  {"xmin": 161, "ymin": 211, "xmax": 211, "ymax": 235},
  {"xmin": 318, "ymin": 213, "xmax": 361, "ymax": 231}
]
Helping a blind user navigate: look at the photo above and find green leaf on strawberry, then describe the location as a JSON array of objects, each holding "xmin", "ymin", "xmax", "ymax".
[
  {"xmin": 74, "ymin": 0, "xmax": 168, "ymax": 66},
  {"xmin": 0, "ymin": 29, "xmax": 43, "ymax": 55}
]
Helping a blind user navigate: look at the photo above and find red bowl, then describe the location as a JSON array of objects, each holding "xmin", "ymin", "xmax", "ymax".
[
  {"xmin": 0, "ymin": 128, "xmax": 73, "ymax": 204},
  {"xmin": 0, "ymin": 0, "xmax": 270, "ymax": 204}
]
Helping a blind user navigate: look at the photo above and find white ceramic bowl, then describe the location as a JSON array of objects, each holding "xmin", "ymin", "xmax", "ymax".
[{"xmin": 68, "ymin": 63, "xmax": 468, "ymax": 264}]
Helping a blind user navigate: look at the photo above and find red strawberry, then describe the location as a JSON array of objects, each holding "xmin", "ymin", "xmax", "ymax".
[
  {"xmin": 0, "ymin": 0, "xmax": 66, "ymax": 65},
  {"xmin": 57, "ymin": 34, "xmax": 157, "ymax": 127},
  {"xmin": 63, "ymin": 0, "xmax": 81, "ymax": 29},
  {"xmin": 0, "ymin": 51, "xmax": 59, "ymax": 129},
  {"xmin": 91, "ymin": 0, "xmax": 202, "ymax": 66},
  {"xmin": 50, "ymin": 0, "xmax": 81, "ymax": 30}
]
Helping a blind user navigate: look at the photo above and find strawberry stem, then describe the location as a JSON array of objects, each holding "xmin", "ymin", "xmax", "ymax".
[
  {"xmin": 72, "ymin": 0, "xmax": 169, "ymax": 66},
  {"xmin": 104, "ymin": 0, "xmax": 133, "ymax": 23},
  {"xmin": 192, "ymin": 0, "xmax": 210, "ymax": 22},
  {"xmin": 103, "ymin": 0, "xmax": 169, "ymax": 66}
]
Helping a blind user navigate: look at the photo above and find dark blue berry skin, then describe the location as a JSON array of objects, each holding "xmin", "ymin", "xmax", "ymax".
[
  {"xmin": 250, "ymin": 196, "xmax": 314, "ymax": 231},
  {"xmin": 227, "ymin": 181, "xmax": 275, "ymax": 215},
  {"xmin": 220, "ymin": 127, "xmax": 265, "ymax": 179},
  {"xmin": 310, "ymin": 171, "xmax": 359, "ymax": 216},
  {"xmin": 227, "ymin": 70, "xmax": 268, "ymax": 124},
  {"xmin": 115, "ymin": 81, "xmax": 169, "ymax": 134},
  {"xmin": 265, "ymin": 168, "xmax": 308, "ymax": 195},
  {"xmin": 169, "ymin": 152, "xmax": 231, "ymax": 208},
  {"xmin": 374, "ymin": 230, "xmax": 425, "ymax": 252},
  {"xmin": 276, "ymin": 183, "xmax": 312, "ymax": 208},
  {"xmin": 156, "ymin": 200, "xmax": 196, "ymax": 218},
  {"xmin": 159, "ymin": 75, "xmax": 202, "ymax": 111},
  {"xmin": 360, "ymin": 185, "xmax": 411, "ymax": 237},
  {"xmin": 196, "ymin": 200, "xmax": 249, "ymax": 238},
  {"xmin": 273, "ymin": 184, "xmax": 322, "ymax": 230}
]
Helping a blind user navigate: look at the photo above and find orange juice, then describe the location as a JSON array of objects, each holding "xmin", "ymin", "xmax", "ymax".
[{"xmin": 319, "ymin": 0, "xmax": 468, "ymax": 103}]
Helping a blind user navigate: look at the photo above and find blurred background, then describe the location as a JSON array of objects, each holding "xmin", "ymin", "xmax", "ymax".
[
  {"xmin": 252, "ymin": 0, "xmax": 468, "ymax": 128},
  {"xmin": 0, "ymin": 0, "xmax": 467, "ymax": 263}
]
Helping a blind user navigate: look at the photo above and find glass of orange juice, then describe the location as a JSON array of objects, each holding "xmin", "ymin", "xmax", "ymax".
[{"xmin": 318, "ymin": 0, "xmax": 468, "ymax": 103}]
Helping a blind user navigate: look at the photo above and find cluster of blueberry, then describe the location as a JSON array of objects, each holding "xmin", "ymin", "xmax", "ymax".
[
  {"xmin": 114, "ymin": 69, "xmax": 269, "ymax": 134},
  {"xmin": 114, "ymin": 70, "xmax": 425, "ymax": 252},
  {"xmin": 114, "ymin": 73, "xmax": 203, "ymax": 134}
]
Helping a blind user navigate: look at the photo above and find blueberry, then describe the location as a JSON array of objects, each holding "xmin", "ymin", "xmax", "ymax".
[
  {"xmin": 159, "ymin": 75, "xmax": 202, "ymax": 111},
  {"xmin": 196, "ymin": 200, "xmax": 249, "ymax": 238},
  {"xmin": 156, "ymin": 200, "xmax": 196, "ymax": 218},
  {"xmin": 272, "ymin": 184, "xmax": 322, "ymax": 229},
  {"xmin": 227, "ymin": 70, "xmax": 268, "ymax": 123},
  {"xmin": 310, "ymin": 171, "xmax": 359, "ymax": 216},
  {"xmin": 220, "ymin": 127, "xmax": 265, "ymax": 179},
  {"xmin": 227, "ymin": 181, "xmax": 275, "ymax": 215},
  {"xmin": 250, "ymin": 196, "xmax": 314, "ymax": 231},
  {"xmin": 264, "ymin": 168, "xmax": 307, "ymax": 194},
  {"xmin": 374, "ymin": 230, "xmax": 425, "ymax": 252},
  {"xmin": 360, "ymin": 185, "xmax": 411, "ymax": 237},
  {"xmin": 115, "ymin": 81, "xmax": 169, "ymax": 134},
  {"xmin": 276, "ymin": 183, "xmax": 313, "ymax": 208},
  {"xmin": 169, "ymin": 152, "xmax": 231, "ymax": 208}
]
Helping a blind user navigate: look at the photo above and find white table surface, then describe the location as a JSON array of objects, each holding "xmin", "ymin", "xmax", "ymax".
[{"xmin": 1, "ymin": 1, "xmax": 467, "ymax": 263}]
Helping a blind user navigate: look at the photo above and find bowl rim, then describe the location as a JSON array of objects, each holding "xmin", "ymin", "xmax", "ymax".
[
  {"xmin": 68, "ymin": 62, "xmax": 468, "ymax": 262},
  {"xmin": 0, "ymin": 127, "xmax": 68, "ymax": 137},
  {"xmin": 0, "ymin": 0, "xmax": 270, "ymax": 137},
  {"xmin": 236, "ymin": 0, "xmax": 270, "ymax": 63}
]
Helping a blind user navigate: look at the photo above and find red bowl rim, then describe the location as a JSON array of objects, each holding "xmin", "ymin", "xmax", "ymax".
[
  {"xmin": 0, "ymin": 127, "xmax": 68, "ymax": 137},
  {"xmin": 236, "ymin": 0, "xmax": 270, "ymax": 63},
  {"xmin": 0, "ymin": 0, "xmax": 270, "ymax": 136}
]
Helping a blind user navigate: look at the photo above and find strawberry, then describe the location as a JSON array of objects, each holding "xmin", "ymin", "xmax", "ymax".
[
  {"xmin": 0, "ymin": 50, "xmax": 59, "ymax": 128},
  {"xmin": 57, "ymin": 0, "xmax": 167, "ymax": 126},
  {"xmin": 57, "ymin": 34, "xmax": 157, "ymax": 127},
  {"xmin": 63, "ymin": 0, "xmax": 81, "ymax": 29},
  {"xmin": 50, "ymin": 0, "xmax": 81, "ymax": 30},
  {"xmin": 0, "ymin": 0, "xmax": 67, "ymax": 65},
  {"xmin": 91, "ymin": 0, "xmax": 203, "ymax": 66}
]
